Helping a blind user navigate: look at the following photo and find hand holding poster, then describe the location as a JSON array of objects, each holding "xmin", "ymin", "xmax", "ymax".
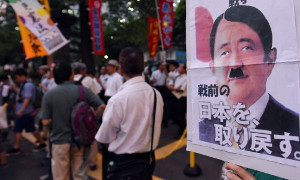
[{"xmin": 186, "ymin": 0, "xmax": 300, "ymax": 179}]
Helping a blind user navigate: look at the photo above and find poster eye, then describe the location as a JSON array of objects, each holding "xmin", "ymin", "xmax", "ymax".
[
  {"xmin": 221, "ymin": 51, "xmax": 229, "ymax": 56},
  {"xmin": 242, "ymin": 46, "xmax": 253, "ymax": 51}
]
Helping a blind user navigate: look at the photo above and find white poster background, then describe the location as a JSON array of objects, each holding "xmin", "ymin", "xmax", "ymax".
[
  {"xmin": 186, "ymin": 0, "xmax": 300, "ymax": 179},
  {"xmin": 10, "ymin": 0, "xmax": 69, "ymax": 54}
]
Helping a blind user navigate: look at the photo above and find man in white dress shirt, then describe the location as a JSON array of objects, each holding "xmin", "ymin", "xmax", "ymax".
[
  {"xmin": 101, "ymin": 60, "xmax": 123, "ymax": 102},
  {"xmin": 163, "ymin": 61, "xmax": 179, "ymax": 127},
  {"xmin": 150, "ymin": 63, "xmax": 168, "ymax": 126},
  {"xmin": 166, "ymin": 61, "xmax": 179, "ymax": 86},
  {"xmin": 167, "ymin": 63, "xmax": 187, "ymax": 138},
  {"xmin": 150, "ymin": 63, "xmax": 166, "ymax": 87},
  {"xmin": 95, "ymin": 47, "xmax": 164, "ymax": 179},
  {"xmin": 72, "ymin": 62, "xmax": 100, "ymax": 95},
  {"xmin": 98, "ymin": 66, "xmax": 109, "ymax": 102}
]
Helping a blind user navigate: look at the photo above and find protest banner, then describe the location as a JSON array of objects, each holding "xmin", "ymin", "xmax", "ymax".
[
  {"xmin": 16, "ymin": 0, "xmax": 50, "ymax": 59},
  {"xmin": 88, "ymin": 0, "xmax": 105, "ymax": 55},
  {"xmin": 148, "ymin": 17, "xmax": 159, "ymax": 58},
  {"xmin": 9, "ymin": 0, "xmax": 69, "ymax": 56},
  {"xmin": 186, "ymin": 0, "xmax": 300, "ymax": 178},
  {"xmin": 158, "ymin": 0, "xmax": 174, "ymax": 49},
  {"xmin": 17, "ymin": 16, "xmax": 48, "ymax": 59}
]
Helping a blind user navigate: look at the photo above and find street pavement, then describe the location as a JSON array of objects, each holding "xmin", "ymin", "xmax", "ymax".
[{"xmin": 0, "ymin": 121, "xmax": 223, "ymax": 180}]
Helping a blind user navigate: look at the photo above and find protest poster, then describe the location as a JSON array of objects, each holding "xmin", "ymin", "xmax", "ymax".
[
  {"xmin": 186, "ymin": 0, "xmax": 300, "ymax": 178},
  {"xmin": 17, "ymin": 0, "xmax": 50, "ymax": 59},
  {"xmin": 9, "ymin": 0, "xmax": 69, "ymax": 55},
  {"xmin": 17, "ymin": 15, "xmax": 48, "ymax": 59}
]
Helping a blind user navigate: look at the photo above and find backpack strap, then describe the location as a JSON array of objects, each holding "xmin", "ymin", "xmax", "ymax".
[
  {"xmin": 18, "ymin": 81, "xmax": 35, "ymax": 102},
  {"xmin": 18, "ymin": 81, "xmax": 28, "ymax": 100},
  {"xmin": 74, "ymin": 75, "xmax": 86, "ymax": 85},
  {"xmin": 79, "ymin": 75, "xmax": 86, "ymax": 83},
  {"xmin": 78, "ymin": 85, "xmax": 84, "ymax": 102}
]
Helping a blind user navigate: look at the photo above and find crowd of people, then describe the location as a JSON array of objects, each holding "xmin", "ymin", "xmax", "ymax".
[{"xmin": 0, "ymin": 47, "xmax": 188, "ymax": 180}]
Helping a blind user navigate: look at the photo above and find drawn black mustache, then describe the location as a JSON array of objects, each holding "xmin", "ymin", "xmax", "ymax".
[{"xmin": 229, "ymin": 67, "xmax": 244, "ymax": 78}]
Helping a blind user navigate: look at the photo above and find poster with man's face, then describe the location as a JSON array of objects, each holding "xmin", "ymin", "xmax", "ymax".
[{"xmin": 186, "ymin": 0, "xmax": 300, "ymax": 178}]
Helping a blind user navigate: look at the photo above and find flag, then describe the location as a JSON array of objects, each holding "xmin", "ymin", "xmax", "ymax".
[
  {"xmin": 148, "ymin": 17, "xmax": 159, "ymax": 58},
  {"xmin": 10, "ymin": 0, "xmax": 69, "ymax": 58},
  {"xmin": 88, "ymin": 0, "xmax": 105, "ymax": 55},
  {"xmin": 158, "ymin": 0, "xmax": 174, "ymax": 49}
]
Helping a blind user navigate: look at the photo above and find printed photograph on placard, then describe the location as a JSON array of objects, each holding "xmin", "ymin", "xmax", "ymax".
[
  {"xmin": 188, "ymin": 0, "xmax": 298, "ymax": 68},
  {"xmin": 188, "ymin": 0, "xmax": 300, "ymax": 167}
]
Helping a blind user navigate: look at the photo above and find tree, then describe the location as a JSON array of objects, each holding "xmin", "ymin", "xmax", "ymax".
[
  {"xmin": 0, "ymin": 1, "xmax": 24, "ymax": 65},
  {"xmin": 102, "ymin": 0, "xmax": 156, "ymax": 59},
  {"xmin": 0, "ymin": 0, "xmax": 187, "ymax": 68},
  {"xmin": 173, "ymin": 0, "xmax": 186, "ymax": 50}
]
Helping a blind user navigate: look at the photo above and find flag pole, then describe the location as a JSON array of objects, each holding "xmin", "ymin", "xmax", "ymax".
[{"xmin": 154, "ymin": 0, "xmax": 165, "ymax": 52}]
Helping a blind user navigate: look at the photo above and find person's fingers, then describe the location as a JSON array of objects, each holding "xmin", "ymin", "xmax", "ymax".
[
  {"xmin": 226, "ymin": 171, "xmax": 242, "ymax": 180},
  {"xmin": 225, "ymin": 163, "xmax": 256, "ymax": 180}
]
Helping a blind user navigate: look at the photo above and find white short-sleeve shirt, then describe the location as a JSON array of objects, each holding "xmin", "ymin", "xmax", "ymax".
[
  {"xmin": 104, "ymin": 72, "xmax": 123, "ymax": 97},
  {"xmin": 95, "ymin": 76, "xmax": 164, "ymax": 154},
  {"xmin": 172, "ymin": 74, "xmax": 187, "ymax": 99},
  {"xmin": 150, "ymin": 70, "xmax": 166, "ymax": 86},
  {"xmin": 167, "ymin": 70, "xmax": 179, "ymax": 86},
  {"xmin": 74, "ymin": 74, "xmax": 100, "ymax": 95},
  {"xmin": 99, "ymin": 74, "xmax": 109, "ymax": 90}
]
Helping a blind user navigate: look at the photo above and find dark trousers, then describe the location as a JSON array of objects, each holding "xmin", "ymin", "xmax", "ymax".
[
  {"xmin": 167, "ymin": 95, "xmax": 187, "ymax": 134},
  {"xmin": 154, "ymin": 86, "xmax": 170, "ymax": 126},
  {"xmin": 107, "ymin": 152, "xmax": 153, "ymax": 180},
  {"xmin": 99, "ymin": 90, "xmax": 106, "ymax": 104},
  {"xmin": 104, "ymin": 96, "xmax": 111, "ymax": 105},
  {"xmin": 0, "ymin": 130, "xmax": 4, "ymax": 153}
]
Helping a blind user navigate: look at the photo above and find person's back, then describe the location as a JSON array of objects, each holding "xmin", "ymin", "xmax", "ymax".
[
  {"xmin": 43, "ymin": 82, "xmax": 101, "ymax": 143},
  {"xmin": 99, "ymin": 76, "xmax": 163, "ymax": 153},
  {"xmin": 41, "ymin": 61, "xmax": 105, "ymax": 180},
  {"xmin": 95, "ymin": 47, "xmax": 164, "ymax": 180},
  {"xmin": 72, "ymin": 64, "xmax": 102, "ymax": 170}
]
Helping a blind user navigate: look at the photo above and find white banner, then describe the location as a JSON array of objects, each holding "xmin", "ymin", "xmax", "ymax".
[
  {"xmin": 186, "ymin": 0, "xmax": 300, "ymax": 179},
  {"xmin": 10, "ymin": 0, "xmax": 69, "ymax": 54}
]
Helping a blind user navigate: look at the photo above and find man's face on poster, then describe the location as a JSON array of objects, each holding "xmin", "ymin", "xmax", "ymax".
[{"xmin": 211, "ymin": 19, "xmax": 276, "ymax": 106}]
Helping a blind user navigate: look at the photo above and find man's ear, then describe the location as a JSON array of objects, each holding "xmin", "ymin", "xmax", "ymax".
[
  {"xmin": 119, "ymin": 65, "xmax": 124, "ymax": 76},
  {"xmin": 69, "ymin": 70, "xmax": 74, "ymax": 81},
  {"xmin": 266, "ymin": 48, "xmax": 277, "ymax": 64},
  {"xmin": 265, "ymin": 48, "xmax": 277, "ymax": 76},
  {"xmin": 69, "ymin": 71, "xmax": 74, "ymax": 81},
  {"xmin": 209, "ymin": 60, "xmax": 215, "ymax": 74}
]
